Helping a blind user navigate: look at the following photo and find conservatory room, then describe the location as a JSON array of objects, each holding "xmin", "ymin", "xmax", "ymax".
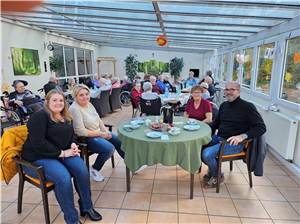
[{"xmin": 0, "ymin": 0, "xmax": 300, "ymax": 224}]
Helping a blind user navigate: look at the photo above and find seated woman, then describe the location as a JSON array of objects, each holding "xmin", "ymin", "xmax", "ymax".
[
  {"xmin": 184, "ymin": 85, "xmax": 212, "ymax": 123},
  {"xmin": 69, "ymin": 84, "xmax": 124, "ymax": 182},
  {"xmin": 131, "ymin": 81, "xmax": 142, "ymax": 108},
  {"xmin": 22, "ymin": 89, "xmax": 101, "ymax": 224}
]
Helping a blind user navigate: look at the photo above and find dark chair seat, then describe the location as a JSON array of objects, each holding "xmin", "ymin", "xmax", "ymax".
[
  {"xmin": 90, "ymin": 89, "xmax": 111, "ymax": 117},
  {"xmin": 140, "ymin": 97, "xmax": 162, "ymax": 116},
  {"xmin": 109, "ymin": 87, "xmax": 122, "ymax": 111}
]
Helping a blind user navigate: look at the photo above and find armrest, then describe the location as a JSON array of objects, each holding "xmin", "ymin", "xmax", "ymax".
[
  {"xmin": 104, "ymin": 124, "xmax": 113, "ymax": 131},
  {"xmin": 14, "ymin": 157, "xmax": 47, "ymax": 182},
  {"xmin": 218, "ymin": 139, "xmax": 253, "ymax": 157}
]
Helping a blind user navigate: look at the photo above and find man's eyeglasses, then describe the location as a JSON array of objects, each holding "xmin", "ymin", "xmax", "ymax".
[{"xmin": 224, "ymin": 88, "xmax": 238, "ymax": 92}]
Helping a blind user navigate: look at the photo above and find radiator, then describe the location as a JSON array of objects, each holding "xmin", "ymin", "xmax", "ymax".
[{"xmin": 251, "ymin": 102, "xmax": 298, "ymax": 160}]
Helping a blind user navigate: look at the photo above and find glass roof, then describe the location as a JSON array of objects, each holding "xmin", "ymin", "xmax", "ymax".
[{"xmin": 2, "ymin": 0, "xmax": 300, "ymax": 53}]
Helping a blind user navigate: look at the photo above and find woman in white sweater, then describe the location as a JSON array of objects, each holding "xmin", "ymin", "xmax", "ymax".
[{"xmin": 69, "ymin": 84, "xmax": 124, "ymax": 182}]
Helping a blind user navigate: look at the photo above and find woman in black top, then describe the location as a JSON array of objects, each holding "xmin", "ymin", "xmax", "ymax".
[{"xmin": 22, "ymin": 89, "xmax": 101, "ymax": 224}]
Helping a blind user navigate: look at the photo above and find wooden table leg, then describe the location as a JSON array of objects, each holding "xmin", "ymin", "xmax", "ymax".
[
  {"xmin": 190, "ymin": 173, "xmax": 194, "ymax": 199},
  {"xmin": 126, "ymin": 166, "xmax": 130, "ymax": 192}
]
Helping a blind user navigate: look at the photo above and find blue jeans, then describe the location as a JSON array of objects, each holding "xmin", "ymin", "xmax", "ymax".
[
  {"xmin": 202, "ymin": 135, "xmax": 244, "ymax": 177},
  {"xmin": 23, "ymin": 156, "xmax": 92, "ymax": 224},
  {"xmin": 87, "ymin": 132, "xmax": 124, "ymax": 171}
]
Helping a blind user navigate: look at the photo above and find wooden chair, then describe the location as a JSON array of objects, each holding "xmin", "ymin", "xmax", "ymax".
[
  {"xmin": 216, "ymin": 139, "xmax": 253, "ymax": 193},
  {"xmin": 78, "ymin": 124, "xmax": 115, "ymax": 171},
  {"xmin": 14, "ymin": 157, "xmax": 55, "ymax": 224}
]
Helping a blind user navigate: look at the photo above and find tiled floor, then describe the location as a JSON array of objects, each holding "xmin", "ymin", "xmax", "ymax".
[{"xmin": 1, "ymin": 107, "xmax": 300, "ymax": 223}]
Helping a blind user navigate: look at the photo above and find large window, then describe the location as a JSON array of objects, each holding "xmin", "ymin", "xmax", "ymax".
[
  {"xmin": 241, "ymin": 48, "xmax": 254, "ymax": 88},
  {"xmin": 64, "ymin": 47, "xmax": 75, "ymax": 76},
  {"xmin": 232, "ymin": 51, "xmax": 239, "ymax": 81},
  {"xmin": 77, "ymin": 48, "xmax": 85, "ymax": 75},
  {"xmin": 222, "ymin": 54, "xmax": 229, "ymax": 81},
  {"xmin": 85, "ymin": 50, "xmax": 93, "ymax": 74},
  {"xmin": 256, "ymin": 42, "xmax": 275, "ymax": 94},
  {"xmin": 52, "ymin": 44, "xmax": 65, "ymax": 77},
  {"xmin": 281, "ymin": 36, "xmax": 300, "ymax": 104}
]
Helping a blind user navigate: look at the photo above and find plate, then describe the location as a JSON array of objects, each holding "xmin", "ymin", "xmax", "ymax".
[
  {"xmin": 123, "ymin": 124, "xmax": 140, "ymax": 129},
  {"xmin": 183, "ymin": 124, "xmax": 200, "ymax": 131},
  {"xmin": 131, "ymin": 120, "xmax": 144, "ymax": 126},
  {"xmin": 146, "ymin": 131, "xmax": 163, "ymax": 138},
  {"xmin": 187, "ymin": 119, "xmax": 197, "ymax": 125},
  {"xmin": 168, "ymin": 127, "xmax": 181, "ymax": 136}
]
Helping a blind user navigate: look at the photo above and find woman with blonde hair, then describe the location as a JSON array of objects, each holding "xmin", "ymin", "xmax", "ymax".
[
  {"xmin": 184, "ymin": 85, "xmax": 212, "ymax": 123},
  {"xmin": 22, "ymin": 89, "xmax": 102, "ymax": 224},
  {"xmin": 69, "ymin": 84, "xmax": 124, "ymax": 182}
]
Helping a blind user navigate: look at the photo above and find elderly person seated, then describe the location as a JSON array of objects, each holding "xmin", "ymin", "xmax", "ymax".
[
  {"xmin": 184, "ymin": 85, "xmax": 212, "ymax": 123},
  {"xmin": 201, "ymin": 76, "xmax": 215, "ymax": 97},
  {"xmin": 150, "ymin": 75, "xmax": 162, "ymax": 94},
  {"xmin": 131, "ymin": 81, "xmax": 142, "ymax": 108},
  {"xmin": 163, "ymin": 75, "xmax": 175, "ymax": 92},
  {"xmin": 69, "ymin": 84, "xmax": 124, "ymax": 182},
  {"xmin": 65, "ymin": 78, "xmax": 76, "ymax": 93},
  {"xmin": 185, "ymin": 71, "xmax": 197, "ymax": 88},
  {"xmin": 141, "ymin": 82, "xmax": 159, "ymax": 100},
  {"xmin": 111, "ymin": 77, "xmax": 122, "ymax": 89},
  {"xmin": 8, "ymin": 80, "xmax": 43, "ymax": 113},
  {"xmin": 202, "ymin": 82, "xmax": 266, "ymax": 188},
  {"xmin": 199, "ymin": 82, "xmax": 211, "ymax": 100},
  {"xmin": 43, "ymin": 76, "xmax": 61, "ymax": 95},
  {"xmin": 156, "ymin": 75, "xmax": 166, "ymax": 93}
]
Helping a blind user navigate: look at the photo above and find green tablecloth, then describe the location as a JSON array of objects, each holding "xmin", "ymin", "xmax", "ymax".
[{"xmin": 118, "ymin": 116, "xmax": 211, "ymax": 173}]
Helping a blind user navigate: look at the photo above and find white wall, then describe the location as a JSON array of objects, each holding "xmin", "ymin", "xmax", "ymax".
[
  {"xmin": 1, "ymin": 19, "xmax": 97, "ymax": 94},
  {"xmin": 95, "ymin": 46, "xmax": 204, "ymax": 81}
]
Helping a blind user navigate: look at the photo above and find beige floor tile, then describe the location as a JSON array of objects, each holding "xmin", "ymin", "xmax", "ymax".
[
  {"xmin": 116, "ymin": 209, "xmax": 148, "ymax": 223},
  {"xmin": 1, "ymin": 203, "xmax": 37, "ymax": 223},
  {"xmin": 278, "ymin": 188, "xmax": 300, "ymax": 202},
  {"xmin": 150, "ymin": 194, "xmax": 178, "ymax": 212},
  {"xmin": 153, "ymin": 180, "xmax": 177, "ymax": 195},
  {"xmin": 103, "ymin": 178, "xmax": 127, "ymax": 192},
  {"xmin": 110, "ymin": 167, "xmax": 127, "ymax": 179},
  {"xmin": 21, "ymin": 187, "xmax": 43, "ymax": 204},
  {"xmin": 95, "ymin": 191, "xmax": 126, "ymax": 209},
  {"xmin": 263, "ymin": 156, "xmax": 278, "ymax": 165},
  {"xmin": 290, "ymin": 202, "xmax": 300, "ymax": 214},
  {"xmin": 263, "ymin": 165, "xmax": 288, "ymax": 176},
  {"xmin": 130, "ymin": 179, "xmax": 153, "ymax": 193},
  {"xmin": 177, "ymin": 169, "xmax": 195, "ymax": 182},
  {"xmin": 224, "ymin": 173, "xmax": 249, "ymax": 185},
  {"xmin": 227, "ymin": 184, "xmax": 257, "ymax": 200},
  {"xmin": 148, "ymin": 211, "xmax": 178, "ymax": 224},
  {"xmin": 122, "ymin": 192, "xmax": 151, "ymax": 210},
  {"xmin": 253, "ymin": 186, "xmax": 286, "ymax": 201},
  {"xmin": 279, "ymin": 165, "xmax": 297, "ymax": 176},
  {"xmin": 178, "ymin": 181, "xmax": 203, "ymax": 197},
  {"xmin": 205, "ymin": 197, "xmax": 238, "ymax": 216},
  {"xmin": 179, "ymin": 213, "xmax": 209, "ymax": 223},
  {"xmin": 47, "ymin": 191, "xmax": 59, "ymax": 206},
  {"xmin": 98, "ymin": 166, "xmax": 113, "ymax": 178},
  {"xmin": 261, "ymin": 201, "xmax": 300, "ymax": 220},
  {"xmin": 1, "ymin": 202, "xmax": 12, "ymax": 212},
  {"xmin": 290, "ymin": 176, "xmax": 300, "ymax": 186},
  {"xmin": 267, "ymin": 176, "xmax": 298, "ymax": 188},
  {"xmin": 1, "ymin": 185, "xmax": 21, "ymax": 202},
  {"xmin": 209, "ymin": 215, "xmax": 241, "ymax": 224},
  {"xmin": 202, "ymin": 184, "xmax": 230, "ymax": 198},
  {"xmin": 132, "ymin": 168, "xmax": 156, "ymax": 180},
  {"xmin": 90, "ymin": 178, "xmax": 108, "ymax": 191},
  {"xmin": 221, "ymin": 161, "xmax": 242, "ymax": 173},
  {"xmin": 52, "ymin": 211, "xmax": 86, "ymax": 224},
  {"xmin": 240, "ymin": 218, "xmax": 273, "ymax": 223},
  {"xmin": 178, "ymin": 196, "xmax": 207, "ymax": 214},
  {"xmin": 155, "ymin": 169, "xmax": 177, "ymax": 181},
  {"xmin": 22, "ymin": 204, "xmax": 61, "ymax": 224},
  {"xmin": 246, "ymin": 175, "xmax": 274, "ymax": 186},
  {"xmin": 233, "ymin": 199, "xmax": 269, "ymax": 218},
  {"xmin": 84, "ymin": 208, "xmax": 119, "ymax": 224},
  {"xmin": 273, "ymin": 220, "xmax": 300, "ymax": 224}
]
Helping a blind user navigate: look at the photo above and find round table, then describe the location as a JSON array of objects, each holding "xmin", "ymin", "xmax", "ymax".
[{"xmin": 118, "ymin": 116, "xmax": 212, "ymax": 199}]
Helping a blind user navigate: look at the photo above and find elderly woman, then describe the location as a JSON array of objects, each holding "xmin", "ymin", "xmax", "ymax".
[
  {"xmin": 69, "ymin": 84, "xmax": 124, "ymax": 182},
  {"xmin": 131, "ymin": 81, "xmax": 142, "ymax": 108},
  {"xmin": 184, "ymin": 85, "xmax": 212, "ymax": 123},
  {"xmin": 22, "ymin": 89, "xmax": 102, "ymax": 223},
  {"xmin": 141, "ymin": 82, "xmax": 159, "ymax": 100}
]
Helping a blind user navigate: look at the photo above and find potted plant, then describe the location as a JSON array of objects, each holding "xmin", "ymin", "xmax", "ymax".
[
  {"xmin": 170, "ymin": 57, "xmax": 184, "ymax": 81},
  {"xmin": 49, "ymin": 55, "xmax": 64, "ymax": 76},
  {"xmin": 124, "ymin": 54, "xmax": 138, "ymax": 81}
]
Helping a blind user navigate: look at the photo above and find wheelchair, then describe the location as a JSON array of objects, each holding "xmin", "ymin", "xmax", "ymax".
[{"xmin": 119, "ymin": 83, "xmax": 133, "ymax": 107}]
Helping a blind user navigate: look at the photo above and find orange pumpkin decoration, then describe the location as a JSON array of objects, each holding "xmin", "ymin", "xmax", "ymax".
[
  {"xmin": 293, "ymin": 52, "xmax": 300, "ymax": 64},
  {"xmin": 156, "ymin": 35, "xmax": 167, "ymax": 46},
  {"xmin": 1, "ymin": 1, "xmax": 42, "ymax": 12}
]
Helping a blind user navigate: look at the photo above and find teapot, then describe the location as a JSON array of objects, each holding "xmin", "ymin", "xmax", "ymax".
[{"xmin": 160, "ymin": 105, "xmax": 174, "ymax": 124}]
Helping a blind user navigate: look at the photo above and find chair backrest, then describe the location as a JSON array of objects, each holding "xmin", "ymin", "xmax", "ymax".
[
  {"xmin": 210, "ymin": 102, "xmax": 219, "ymax": 121},
  {"xmin": 91, "ymin": 89, "xmax": 111, "ymax": 117},
  {"xmin": 109, "ymin": 87, "xmax": 122, "ymax": 111},
  {"xmin": 140, "ymin": 97, "xmax": 161, "ymax": 116}
]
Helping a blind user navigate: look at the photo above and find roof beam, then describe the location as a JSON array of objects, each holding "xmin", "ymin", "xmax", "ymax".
[{"xmin": 152, "ymin": 1, "xmax": 166, "ymax": 36}]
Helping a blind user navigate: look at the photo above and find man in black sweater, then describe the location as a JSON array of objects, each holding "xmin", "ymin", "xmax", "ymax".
[{"xmin": 202, "ymin": 81, "xmax": 266, "ymax": 188}]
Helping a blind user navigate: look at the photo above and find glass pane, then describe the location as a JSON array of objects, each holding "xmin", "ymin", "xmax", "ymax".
[
  {"xmin": 217, "ymin": 55, "xmax": 222, "ymax": 80},
  {"xmin": 256, "ymin": 42, "xmax": 275, "ymax": 94},
  {"xmin": 85, "ymin": 50, "xmax": 93, "ymax": 74},
  {"xmin": 281, "ymin": 36, "xmax": 300, "ymax": 104},
  {"xmin": 223, "ymin": 54, "xmax": 229, "ymax": 81},
  {"xmin": 77, "ymin": 48, "xmax": 85, "ymax": 75},
  {"xmin": 64, "ymin": 47, "xmax": 75, "ymax": 77},
  {"xmin": 232, "ymin": 51, "xmax": 239, "ymax": 81},
  {"xmin": 242, "ymin": 48, "xmax": 253, "ymax": 87},
  {"xmin": 52, "ymin": 44, "xmax": 65, "ymax": 77}
]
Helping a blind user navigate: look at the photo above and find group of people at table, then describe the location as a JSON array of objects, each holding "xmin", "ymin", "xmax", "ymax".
[{"xmin": 7, "ymin": 71, "xmax": 265, "ymax": 223}]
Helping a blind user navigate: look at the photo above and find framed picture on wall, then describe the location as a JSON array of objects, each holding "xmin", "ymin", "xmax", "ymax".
[{"xmin": 11, "ymin": 47, "xmax": 41, "ymax": 76}]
